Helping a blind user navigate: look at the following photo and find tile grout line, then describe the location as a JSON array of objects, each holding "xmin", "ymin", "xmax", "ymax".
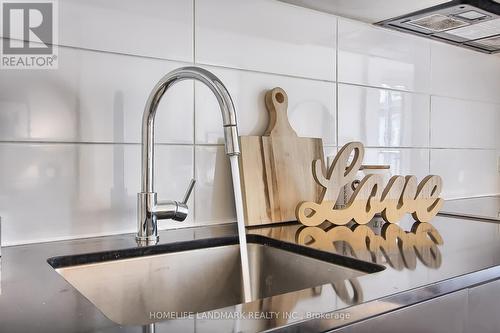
[
  {"xmin": 428, "ymin": 42, "xmax": 433, "ymax": 174},
  {"xmin": 192, "ymin": 83, "xmax": 197, "ymax": 224},
  {"xmin": 336, "ymin": 82, "xmax": 500, "ymax": 106},
  {"xmin": 428, "ymin": 94, "xmax": 432, "ymax": 174},
  {"xmin": 0, "ymin": 140, "xmax": 210, "ymax": 145},
  {"xmin": 337, "ymin": 81, "xmax": 429, "ymax": 96},
  {"xmin": 0, "ymin": 141, "xmax": 496, "ymax": 151},
  {"xmin": 192, "ymin": 0, "xmax": 197, "ymax": 224},
  {"xmin": 192, "ymin": 0, "xmax": 196, "ymax": 65},
  {"xmin": 335, "ymin": 18, "xmax": 339, "ymax": 148}
]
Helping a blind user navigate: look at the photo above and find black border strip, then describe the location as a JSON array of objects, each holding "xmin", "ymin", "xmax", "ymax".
[{"xmin": 47, "ymin": 234, "xmax": 384, "ymax": 274}]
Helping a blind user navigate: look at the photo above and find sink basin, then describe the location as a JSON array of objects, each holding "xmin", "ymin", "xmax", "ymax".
[{"xmin": 48, "ymin": 235, "xmax": 383, "ymax": 326}]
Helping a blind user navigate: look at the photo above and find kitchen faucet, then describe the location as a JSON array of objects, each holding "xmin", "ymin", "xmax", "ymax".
[{"xmin": 137, "ymin": 67, "xmax": 241, "ymax": 245}]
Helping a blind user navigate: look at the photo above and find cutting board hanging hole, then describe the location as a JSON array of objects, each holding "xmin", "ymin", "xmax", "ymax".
[{"xmin": 275, "ymin": 92, "xmax": 285, "ymax": 103}]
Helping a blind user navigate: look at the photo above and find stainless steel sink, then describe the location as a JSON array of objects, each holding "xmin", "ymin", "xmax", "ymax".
[{"xmin": 48, "ymin": 235, "xmax": 383, "ymax": 326}]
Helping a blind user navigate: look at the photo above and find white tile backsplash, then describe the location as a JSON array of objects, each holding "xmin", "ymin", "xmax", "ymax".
[
  {"xmin": 430, "ymin": 42, "xmax": 500, "ymax": 104},
  {"xmin": 195, "ymin": 0, "xmax": 336, "ymax": 81},
  {"xmin": 0, "ymin": 143, "xmax": 193, "ymax": 245},
  {"xmin": 1, "ymin": 1, "xmax": 499, "ymax": 245},
  {"xmin": 338, "ymin": 18, "xmax": 431, "ymax": 93},
  {"xmin": 431, "ymin": 149, "xmax": 500, "ymax": 199},
  {"xmin": 195, "ymin": 65, "xmax": 336, "ymax": 145},
  {"xmin": 194, "ymin": 146, "xmax": 236, "ymax": 224},
  {"xmin": 59, "ymin": 0, "xmax": 193, "ymax": 62},
  {"xmin": 324, "ymin": 147, "xmax": 430, "ymax": 183},
  {"xmin": 431, "ymin": 96, "xmax": 500, "ymax": 149},
  {"xmin": 363, "ymin": 148, "xmax": 430, "ymax": 180},
  {"xmin": 0, "ymin": 45, "xmax": 194, "ymax": 144},
  {"xmin": 338, "ymin": 84, "xmax": 430, "ymax": 147}
]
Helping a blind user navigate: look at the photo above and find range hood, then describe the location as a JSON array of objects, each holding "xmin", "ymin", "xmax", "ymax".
[
  {"xmin": 377, "ymin": 0, "xmax": 500, "ymax": 54},
  {"xmin": 279, "ymin": 0, "xmax": 500, "ymax": 54}
]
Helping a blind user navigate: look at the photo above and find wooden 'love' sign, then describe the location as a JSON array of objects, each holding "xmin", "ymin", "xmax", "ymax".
[{"xmin": 296, "ymin": 142, "xmax": 444, "ymax": 226}]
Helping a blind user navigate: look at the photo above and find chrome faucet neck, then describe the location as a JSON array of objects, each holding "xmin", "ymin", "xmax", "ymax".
[
  {"xmin": 141, "ymin": 67, "xmax": 240, "ymax": 193},
  {"xmin": 137, "ymin": 67, "xmax": 240, "ymax": 245}
]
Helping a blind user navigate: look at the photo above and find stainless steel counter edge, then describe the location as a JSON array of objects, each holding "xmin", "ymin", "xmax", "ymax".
[
  {"xmin": 273, "ymin": 266, "xmax": 500, "ymax": 332},
  {"xmin": 439, "ymin": 195, "xmax": 500, "ymax": 222},
  {"xmin": 439, "ymin": 211, "xmax": 500, "ymax": 223}
]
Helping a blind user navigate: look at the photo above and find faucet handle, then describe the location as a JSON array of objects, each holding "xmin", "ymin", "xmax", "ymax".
[
  {"xmin": 182, "ymin": 178, "xmax": 196, "ymax": 204},
  {"xmin": 156, "ymin": 179, "xmax": 196, "ymax": 222},
  {"xmin": 169, "ymin": 179, "xmax": 195, "ymax": 222}
]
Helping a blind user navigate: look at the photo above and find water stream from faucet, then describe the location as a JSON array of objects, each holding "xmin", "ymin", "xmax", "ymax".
[{"xmin": 229, "ymin": 155, "xmax": 252, "ymax": 302}]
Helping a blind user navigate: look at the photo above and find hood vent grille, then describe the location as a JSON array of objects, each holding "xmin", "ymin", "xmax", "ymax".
[
  {"xmin": 377, "ymin": 0, "xmax": 500, "ymax": 54},
  {"xmin": 407, "ymin": 14, "xmax": 469, "ymax": 32}
]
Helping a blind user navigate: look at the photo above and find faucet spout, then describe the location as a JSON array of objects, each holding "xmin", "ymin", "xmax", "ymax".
[{"xmin": 137, "ymin": 67, "xmax": 240, "ymax": 245}]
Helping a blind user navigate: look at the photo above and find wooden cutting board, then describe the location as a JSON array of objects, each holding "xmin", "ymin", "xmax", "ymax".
[{"xmin": 239, "ymin": 87, "xmax": 325, "ymax": 226}]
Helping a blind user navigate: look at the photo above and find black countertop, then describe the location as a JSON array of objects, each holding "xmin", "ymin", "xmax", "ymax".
[{"xmin": 1, "ymin": 213, "xmax": 500, "ymax": 332}]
